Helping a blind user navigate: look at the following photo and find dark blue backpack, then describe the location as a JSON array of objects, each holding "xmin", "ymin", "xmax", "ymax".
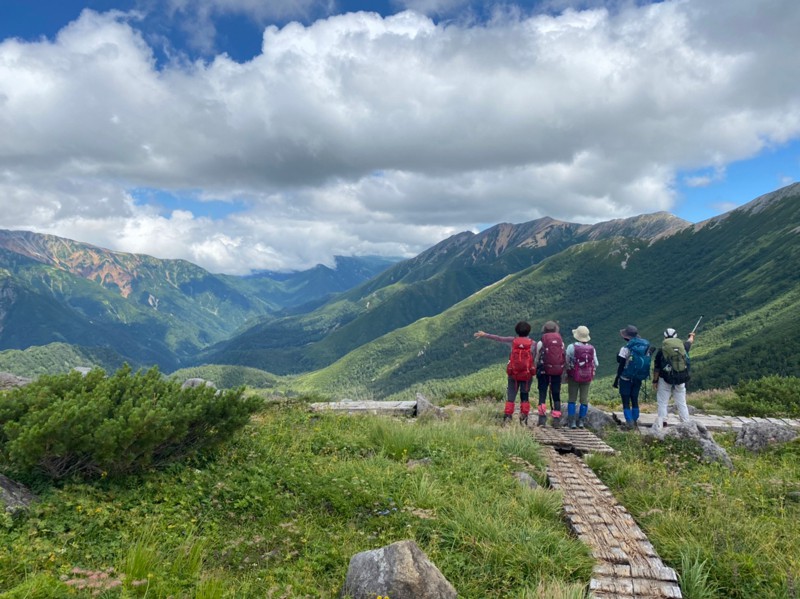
[{"xmin": 622, "ymin": 337, "xmax": 651, "ymax": 381}]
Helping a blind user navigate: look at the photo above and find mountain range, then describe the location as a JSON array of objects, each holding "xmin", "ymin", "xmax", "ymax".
[{"xmin": 1, "ymin": 183, "xmax": 798, "ymax": 398}]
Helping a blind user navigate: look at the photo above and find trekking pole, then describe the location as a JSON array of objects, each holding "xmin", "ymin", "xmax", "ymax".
[{"xmin": 690, "ymin": 315, "xmax": 703, "ymax": 335}]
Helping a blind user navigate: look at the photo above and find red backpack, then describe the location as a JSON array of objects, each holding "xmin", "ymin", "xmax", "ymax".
[
  {"xmin": 569, "ymin": 344, "xmax": 595, "ymax": 383},
  {"xmin": 540, "ymin": 332, "xmax": 566, "ymax": 376},
  {"xmin": 506, "ymin": 337, "xmax": 535, "ymax": 381}
]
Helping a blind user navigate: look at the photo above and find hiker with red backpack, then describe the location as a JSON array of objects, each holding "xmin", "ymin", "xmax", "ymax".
[
  {"xmin": 651, "ymin": 327, "xmax": 695, "ymax": 430},
  {"xmin": 613, "ymin": 324, "xmax": 652, "ymax": 430},
  {"xmin": 474, "ymin": 321, "xmax": 536, "ymax": 425},
  {"xmin": 565, "ymin": 325, "xmax": 598, "ymax": 429},
  {"xmin": 534, "ymin": 321, "xmax": 566, "ymax": 427}
]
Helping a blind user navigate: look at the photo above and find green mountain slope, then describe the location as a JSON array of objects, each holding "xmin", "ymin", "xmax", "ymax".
[
  {"xmin": 0, "ymin": 230, "xmax": 394, "ymax": 371},
  {"xmin": 293, "ymin": 183, "xmax": 800, "ymax": 399},
  {"xmin": 200, "ymin": 213, "xmax": 689, "ymax": 374},
  {"xmin": 0, "ymin": 342, "xmax": 132, "ymax": 378}
]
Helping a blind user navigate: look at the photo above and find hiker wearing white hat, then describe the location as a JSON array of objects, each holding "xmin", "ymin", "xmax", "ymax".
[
  {"xmin": 651, "ymin": 327, "xmax": 696, "ymax": 430},
  {"xmin": 565, "ymin": 325, "xmax": 598, "ymax": 429}
]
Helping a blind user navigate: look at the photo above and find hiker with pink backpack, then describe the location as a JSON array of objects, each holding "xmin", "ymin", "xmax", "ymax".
[
  {"xmin": 565, "ymin": 325, "xmax": 598, "ymax": 429},
  {"xmin": 534, "ymin": 321, "xmax": 566, "ymax": 427},
  {"xmin": 474, "ymin": 321, "xmax": 536, "ymax": 425}
]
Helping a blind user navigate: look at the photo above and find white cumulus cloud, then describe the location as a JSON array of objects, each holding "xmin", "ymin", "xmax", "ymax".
[{"xmin": 1, "ymin": 0, "xmax": 800, "ymax": 273}]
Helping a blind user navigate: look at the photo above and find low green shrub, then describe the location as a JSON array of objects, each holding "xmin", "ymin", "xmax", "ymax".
[
  {"xmin": 719, "ymin": 375, "xmax": 800, "ymax": 417},
  {"xmin": 0, "ymin": 365, "xmax": 261, "ymax": 479}
]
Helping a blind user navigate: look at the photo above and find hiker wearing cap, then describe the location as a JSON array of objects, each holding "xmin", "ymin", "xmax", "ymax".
[
  {"xmin": 534, "ymin": 321, "xmax": 566, "ymax": 427},
  {"xmin": 651, "ymin": 328, "xmax": 695, "ymax": 430},
  {"xmin": 565, "ymin": 325, "xmax": 598, "ymax": 429},
  {"xmin": 474, "ymin": 321, "xmax": 536, "ymax": 425},
  {"xmin": 614, "ymin": 324, "xmax": 652, "ymax": 430}
]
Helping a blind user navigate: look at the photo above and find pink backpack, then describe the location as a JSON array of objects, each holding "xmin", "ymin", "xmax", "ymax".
[
  {"xmin": 540, "ymin": 332, "xmax": 565, "ymax": 376},
  {"xmin": 569, "ymin": 344, "xmax": 595, "ymax": 383}
]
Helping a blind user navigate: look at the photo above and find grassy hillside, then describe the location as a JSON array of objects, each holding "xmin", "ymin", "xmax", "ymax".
[
  {"xmin": 202, "ymin": 214, "xmax": 687, "ymax": 375},
  {"xmin": 0, "ymin": 343, "xmax": 133, "ymax": 378},
  {"xmin": 292, "ymin": 185, "xmax": 800, "ymax": 399}
]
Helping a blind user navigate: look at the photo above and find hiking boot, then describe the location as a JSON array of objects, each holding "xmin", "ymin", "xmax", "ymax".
[
  {"xmin": 576, "ymin": 418, "xmax": 585, "ymax": 429},
  {"xmin": 537, "ymin": 414, "xmax": 547, "ymax": 427},
  {"xmin": 568, "ymin": 415, "xmax": 577, "ymax": 429},
  {"xmin": 519, "ymin": 413, "xmax": 529, "ymax": 426},
  {"xmin": 502, "ymin": 414, "xmax": 512, "ymax": 426}
]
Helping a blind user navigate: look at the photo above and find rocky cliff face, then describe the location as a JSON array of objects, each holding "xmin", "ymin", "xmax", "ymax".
[{"xmin": 0, "ymin": 230, "xmax": 141, "ymax": 297}]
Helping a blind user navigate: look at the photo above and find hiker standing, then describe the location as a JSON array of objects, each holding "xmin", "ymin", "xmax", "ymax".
[
  {"xmin": 614, "ymin": 324, "xmax": 652, "ymax": 429},
  {"xmin": 651, "ymin": 328, "xmax": 695, "ymax": 430},
  {"xmin": 474, "ymin": 321, "xmax": 536, "ymax": 425},
  {"xmin": 534, "ymin": 321, "xmax": 566, "ymax": 427},
  {"xmin": 565, "ymin": 325, "xmax": 598, "ymax": 429}
]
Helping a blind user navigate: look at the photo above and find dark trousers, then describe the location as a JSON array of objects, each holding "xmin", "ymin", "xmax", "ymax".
[
  {"xmin": 619, "ymin": 377, "xmax": 642, "ymax": 410},
  {"xmin": 537, "ymin": 373, "xmax": 562, "ymax": 411}
]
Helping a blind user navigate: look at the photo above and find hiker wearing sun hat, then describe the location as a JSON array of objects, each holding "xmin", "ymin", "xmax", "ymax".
[
  {"xmin": 565, "ymin": 325, "xmax": 598, "ymax": 429},
  {"xmin": 614, "ymin": 324, "xmax": 652, "ymax": 430},
  {"xmin": 651, "ymin": 327, "xmax": 695, "ymax": 430}
]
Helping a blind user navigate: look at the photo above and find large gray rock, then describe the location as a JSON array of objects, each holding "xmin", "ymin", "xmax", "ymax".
[
  {"xmin": 513, "ymin": 471, "xmax": 539, "ymax": 490},
  {"xmin": 668, "ymin": 403, "xmax": 697, "ymax": 415},
  {"xmin": 585, "ymin": 406, "xmax": 616, "ymax": 432},
  {"xmin": 0, "ymin": 372, "xmax": 32, "ymax": 390},
  {"xmin": 181, "ymin": 377, "xmax": 217, "ymax": 390},
  {"xmin": 735, "ymin": 422, "xmax": 798, "ymax": 453},
  {"xmin": 415, "ymin": 393, "xmax": 446, "ymax": 420},
  {"xmin": 342, "ymin": 540, "xmax": 457, "ymax": 599},
  {"xmin": 644, "ymin": 421, "xmax": 733, "ymax": 470},
  {"xmin": 1, "ymin": 474, "xmax": 37, "ymax": 517}
]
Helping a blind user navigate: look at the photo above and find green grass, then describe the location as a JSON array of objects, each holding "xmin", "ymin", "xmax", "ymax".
[
  {"xmin": 0, "ymin": 402, "xmax": 592, "ymax": 598},
  {"xmin": 4, "ymin": 394, "xmax": 799, "ymax": 598}
]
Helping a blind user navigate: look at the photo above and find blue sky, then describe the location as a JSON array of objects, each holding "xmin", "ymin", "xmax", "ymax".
[{"xmin": 1, "ymin": 0, "xmax": 799, "ymax": 272}]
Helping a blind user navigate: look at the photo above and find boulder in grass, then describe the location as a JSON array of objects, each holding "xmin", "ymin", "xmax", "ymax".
[
  {"xmin": 735, "ymin": 422, "xmax": 798, "ymax": 453},
  {"xmin": 342, "ymin": 540, "xmax": 457, "ymax": 599},
  {"xmin": 181, "ymin": 378, "xmax": 217, "ymax": 390},
  {"xmin": 1, "ymin": 474, "xmax": 37, "ymax": 517},
  {"xmin": 415, "ymin": 393, "xmax": 446, "ymax": 420},
  {"xmin": 644, "ymin": 421, "xmax": 733, "ymax": 470},
  {"xmin": 0, "ymin": 372, "xmax": 32, "ymax": 390},
  {"xmin": 585, "ymin": 406, "xmax": 616, "ymax": 432}
]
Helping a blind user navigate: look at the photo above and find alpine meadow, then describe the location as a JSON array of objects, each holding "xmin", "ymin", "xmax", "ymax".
[{"xmin": 1, "ymin": 183, "xmax": 799, "ymax": 599}]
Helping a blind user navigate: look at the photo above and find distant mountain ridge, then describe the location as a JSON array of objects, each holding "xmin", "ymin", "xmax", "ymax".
[
  {"xmin": 2, "ymin": 181, "xmax": 796, "ymax": 392},
  {"xmin": 198, "ymin": 211, "xmax": 690, "ymax": 374},
  {"xmin": 0, "ymin": 230, "xmax": 395, "ymax": 371},
  {"xmin": 290, "ymin": 183, "xmax": 800, "ymax": 398}
]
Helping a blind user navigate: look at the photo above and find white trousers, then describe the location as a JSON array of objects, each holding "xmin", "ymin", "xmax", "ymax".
[{"xmin": 654, "ymin": 378, "xmax": 690, "ymax": 429}]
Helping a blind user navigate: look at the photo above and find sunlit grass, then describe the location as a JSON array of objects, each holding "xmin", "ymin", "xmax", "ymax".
[{"xmin": 0, "ymin": 402, "xmax": 592, "ymax": 598}]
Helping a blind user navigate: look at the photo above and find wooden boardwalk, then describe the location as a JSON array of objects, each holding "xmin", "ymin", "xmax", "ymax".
[
  {"xmin": 533, "ymin": 428, "xmax": 682, "ymax": 598},
  {"xmin": 530, "ymin": 426, "xmax": 617, "ymax": 455},
  {"xmin": 612, "ymin": 412, "xmax": 800, "ymax": 431},
  {"xmin": 546, "ymin": 448, "xmax": 682, "ymax": 598},
  {"xmin": 308, "ymin": 400, "xmax": 416, "ymax": 416}
]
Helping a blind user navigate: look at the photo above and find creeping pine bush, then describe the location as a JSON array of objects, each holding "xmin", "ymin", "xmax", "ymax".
[
  {"xmin": 720, "ymin": 375, "xmax": 800, "ymax": 418},
  {"xmin": 0, "ymin": 365, "xmax": 261, "ymax": 479}
]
